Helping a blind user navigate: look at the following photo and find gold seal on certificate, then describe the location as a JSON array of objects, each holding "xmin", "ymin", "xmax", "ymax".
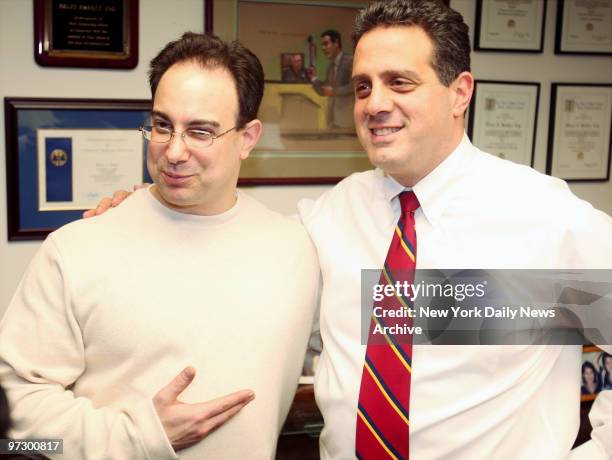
[
  {"xmin": 547, "ymin": 84, "xmax": 612, "ymax": 181},
  {"xmin": 50, "ymin": 149, "xmax": 68, "ymax": 167},
  {"xmin": 475, "ymin": 0, "xmax": 546, "ymax": 52},
  {"xmin": 555, "ymin": 0, "xmax": 612, "ymax": 55},
  {"xmin": 468, "ymin": 81, "xmax": 540, "ymax": 166}
]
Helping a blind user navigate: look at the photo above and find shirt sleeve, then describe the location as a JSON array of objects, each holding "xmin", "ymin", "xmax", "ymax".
[
  {"xmin": 567, "ymin": 197, "xmax": 612, "ymax": 459},
  {"xmin": 0, "ymin": 237, "xmax": 177, "ymax": 460},
  {"xmin": 569, "ymin": 385, "xmax": 612, "ymax": 460}
]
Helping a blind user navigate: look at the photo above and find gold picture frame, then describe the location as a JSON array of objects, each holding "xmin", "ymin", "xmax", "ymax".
[{"xmin": 206, "ymin": 0, "xmax": 371, "ymax": 184}]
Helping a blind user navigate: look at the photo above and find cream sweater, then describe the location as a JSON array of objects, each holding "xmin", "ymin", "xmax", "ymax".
[{"xmin": 0, "ymin": 189, "xmax": 320, "ymax": 459}]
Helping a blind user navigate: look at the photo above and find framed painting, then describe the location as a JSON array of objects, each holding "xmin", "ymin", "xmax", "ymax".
[{"xmin": 205, "ymin": 0, "xmax": 371, "ymax": 184}]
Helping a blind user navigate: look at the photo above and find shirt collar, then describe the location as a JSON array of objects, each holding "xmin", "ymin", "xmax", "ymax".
[
  {"xmin": 381, "ymin": 133, "xmax": 476, "ymax": 227},
  {"xmin": 334, "ymin": 51, "xmax": 343, "ymax": 66}
]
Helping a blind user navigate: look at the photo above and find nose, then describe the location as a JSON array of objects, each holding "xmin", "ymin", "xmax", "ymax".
[
  {"xmin": 364, "ymin": 83, "xmax": 393, "ymax": 117},
  {"xmin": 165, "ymin": 132, "xmax": 190, "ymax": 164}
]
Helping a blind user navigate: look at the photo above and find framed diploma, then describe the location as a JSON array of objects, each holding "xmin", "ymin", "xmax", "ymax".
[
  {"xmin": 4, "ymin": 97, "xmax": 151, "ymax": 241},
  {"xmin": 546, "ymin": 84, "xmax": 612, "ymax": 182},
  {"xmin": 205, "ymin": 0, "xmax": 371, "ymax": 185},
  {"xmin": 34, "ymin": 0, "xmax": 139, "ymax": 68},
  {"xmin": 468, "ymin": 81, "xmax": 540, "ymax": 166},
  {"xmin": 555, "ymin": 0, "xmax": 612, "ymax": 55},
  {"xmin": 474, "ymin": 0, "xmax": 546, "ymax": 52}
]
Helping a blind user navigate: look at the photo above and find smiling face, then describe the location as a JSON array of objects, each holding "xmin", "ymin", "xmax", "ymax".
[
  {"xmin": 147, "ymin": 61, "xmax": 259, "ymax": 215},
  {"xmin": 352, "ymin": 26, "xmax": 472, "ymax": 186}
]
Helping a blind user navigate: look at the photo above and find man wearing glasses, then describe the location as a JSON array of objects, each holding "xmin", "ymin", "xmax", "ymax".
[{"xmin": 0, "ymin": 33, "xmax": 319, "ymax": 459}]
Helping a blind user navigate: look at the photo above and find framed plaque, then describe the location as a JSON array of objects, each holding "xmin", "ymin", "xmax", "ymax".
[
  {"xmin": 468, "ymin": 81, "xmax": 540, "ymax": 166},
  {"xmin": 546, "ymin": 84, "xmax": 612, "ymax": 181},
  {"xmin": 34, "ymin": 0, "xmax": 139, "ymax": 68},
  {"xmin": 474, "ymin": 0, "xmax": 546, "ymax": 52},
  {"xmin": 4, "ymin": 97, "xmax": 151, "ymax": 241},
  {"xmin": 555, "ymin": 0, "xmax": 612, "ymax": 55},
  {"xmin": 205, "ymin": 0, "xmax": 370, "ymax": 185}
]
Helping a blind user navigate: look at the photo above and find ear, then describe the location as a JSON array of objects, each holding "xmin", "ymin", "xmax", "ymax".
[
  {"xmin": 451, "ymin": 71, "xmax": 474, "ymax": 118},
  {"xmin": 238, "ymin": 118, "xmax": 263, "ymax": 160}
]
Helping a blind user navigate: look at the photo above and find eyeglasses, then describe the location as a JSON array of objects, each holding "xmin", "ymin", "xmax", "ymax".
[{"xmin": 139, "ymin": 124, "xmax": 236, "ymax": 149}]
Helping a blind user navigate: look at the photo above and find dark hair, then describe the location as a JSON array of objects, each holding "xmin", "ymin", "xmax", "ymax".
[
  {"xmin": 321, "ymin": 29, "xmax": 342, "ymax": 49},
  {"xmin": 600, "ymin": 352, "xmax": 612, "ymax": 383},
  {"xmin": 0, "ymin": 383, "xmax": 9, "ymax": 438},
  {"xmin": 581, "ymin": 361, "xmax": 600, "ymax": 385},
  {"xmin": 352, "ymin": 0, "xmax": 471, "ymax": 86},
  {"xmin": 149, "ymin": 32, "xmax": 264, "ymax": 129}
]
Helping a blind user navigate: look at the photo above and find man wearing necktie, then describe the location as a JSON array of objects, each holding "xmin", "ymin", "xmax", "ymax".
[
  {"xmin": 84, "ymin": 1, "xmax": 612, "ymax": 458},
  {"xmin": 299, "ymin": 1, "xmax": 612, "ymax": 459}
]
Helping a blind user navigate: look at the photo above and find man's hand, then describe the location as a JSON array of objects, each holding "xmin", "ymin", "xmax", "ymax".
[
  {"xmin": 82, "ymin": 184, "xmax": 147, "ymax": 218},
  {"xmin": 153, "ymin": 367, "xmax": 255, "ymax": 452},
  {"xmin": 322, "ymin": 85, "xmax": 334, "ymax": 97}
]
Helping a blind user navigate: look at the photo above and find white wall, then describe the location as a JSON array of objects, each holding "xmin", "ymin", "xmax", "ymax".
[{"xmin": 0, "ymin": 0, "xmax": 610, "ymax": 315}]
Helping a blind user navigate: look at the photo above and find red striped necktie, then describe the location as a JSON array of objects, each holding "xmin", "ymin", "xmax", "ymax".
[{"xmin": 356, "ymin": 191, "xmax": 420, "ymax": 460}]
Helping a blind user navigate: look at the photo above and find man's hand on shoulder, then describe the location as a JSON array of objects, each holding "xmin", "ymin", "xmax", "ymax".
[
  {"xmin": 82, "ymin": 184, "xmax": 148, "ymax": 218},
  {"xmin": 153, "ymin": 367, "xmax": 255, "ymax": 452}
]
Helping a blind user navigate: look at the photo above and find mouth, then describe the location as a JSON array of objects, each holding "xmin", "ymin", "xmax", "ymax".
[
  {"xmin": 161, "ymin": 171, "xmax": 193, "ymax": 185},
  {"xmin": 368, "ymin": 126, "xmax": 403, "ymax": 142}
]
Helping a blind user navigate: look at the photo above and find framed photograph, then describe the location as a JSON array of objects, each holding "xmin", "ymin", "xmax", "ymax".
[
  {"xmin": 474, "ymin": 0, "xmax": 546, "ymax": 52},
  {"xmin": 581, "ymin": 345, "xmax": 612, "ymax": 401},
  {"xmin": 468, "ymin": 80, "xmax": 540, "ymax": 166},
  {"xmin": 4, "ymin": 97, "xmax": 151, "ymax": 241},
  {"xmin": 546, "ymin": 84, "xmax": 612, "ymax": 181},
  {"xmin": 34, "ymin": 0, "xmax": 139, "ymax": 69},
  {"xmin": 205, "ymin": 0, "xmax": 371, "ymax": 184},
  {"xmin": 555, "ymin": 0, "xmax": 612, "ymax": 55}
]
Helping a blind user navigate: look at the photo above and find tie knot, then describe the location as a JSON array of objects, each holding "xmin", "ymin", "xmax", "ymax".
[{"xmin": 399, "ymin": 191, "xmax": 420, "ymax": 215}]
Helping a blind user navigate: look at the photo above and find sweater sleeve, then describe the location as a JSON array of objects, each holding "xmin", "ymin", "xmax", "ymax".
[{"xmin": 0, "ymin": 237, "xmax": 177, "ymax": 460}]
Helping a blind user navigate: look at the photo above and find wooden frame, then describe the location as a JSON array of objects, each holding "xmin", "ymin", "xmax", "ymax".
[
  {"xmin": 34, "ymin": 0, "xmax": 139, "ymax": 69},
  {"xmin": 4, "ymin": 97, "xmax": 151, "ymax": 241},
  {"xmin": 205, "ymin": 0, "xmax": 371, "ymax": 185}
]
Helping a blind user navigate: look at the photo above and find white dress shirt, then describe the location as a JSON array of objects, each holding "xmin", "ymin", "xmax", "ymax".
[{"xmin": 299, "ymin": 135, "xmax": 612, "ymax": 460}]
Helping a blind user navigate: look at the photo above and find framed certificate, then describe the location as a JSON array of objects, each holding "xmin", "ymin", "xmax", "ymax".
[
  {"xmin": 468, "ymin": 81, "xmax": 540, "ymax": 166},
  {"xmin": 34, "ymin": 0, "xmax": 139, "ymax": 68},
  {"xmin": 555, "ymin": 0, "xmax": 612, "ymax": 55},
  {"xmin": 205, "ymin": 0, "xmax": 371, "ymax": 185},
  {"xmin": 546, "ymin": 84, "xmax": 612, "ymax": 181},
  {"xmin": 4, "ymin": 97, "xmax": 151, "ymax": 240},
  {"xmin": 474, "ymin": 0, "xmax": 546, "ymax": 52}
]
